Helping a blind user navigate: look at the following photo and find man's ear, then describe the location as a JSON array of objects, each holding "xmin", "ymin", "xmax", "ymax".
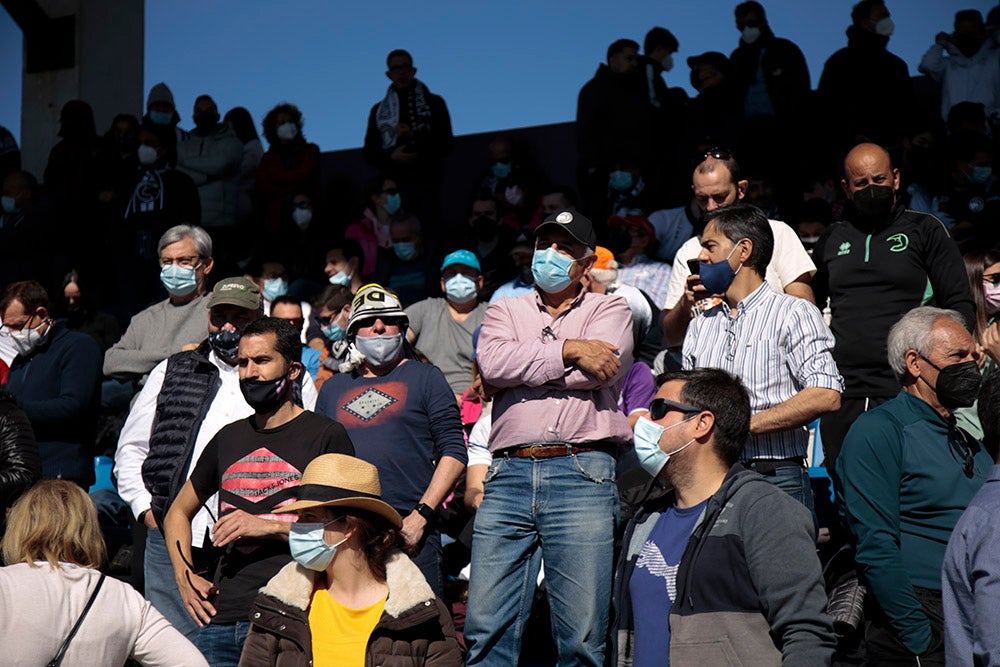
[
  {"xmin": 36, "ymin": 306, "xmax": 50, "ymax": 321},
  {"xmin": 693, "ymin": 411, "xmax": 716, "ymax": 440},
  {"xmin": 288, "ymin": 360, "xmax": 303, "ymax": 382},
  {"xmin": 904, "ymin": 349, "xmax": 922, "ymax": 379},
  {"xmin": 736, "ymin": 179, "xmax": 749, "ymax": 200},
  {"xmin": 840, "ymin": 178, "xmax": 850, "ymax": 199}
]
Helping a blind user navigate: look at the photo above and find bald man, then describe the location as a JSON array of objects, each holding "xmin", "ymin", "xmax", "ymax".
[{"xmin": 811, "ymin": 143, "xmax": 974, "ymax": 475}]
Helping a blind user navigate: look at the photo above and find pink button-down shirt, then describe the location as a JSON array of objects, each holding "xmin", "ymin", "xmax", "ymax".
[{"xmin": 478, "ymin": 288, "xmax": 635, "ymax": 451}]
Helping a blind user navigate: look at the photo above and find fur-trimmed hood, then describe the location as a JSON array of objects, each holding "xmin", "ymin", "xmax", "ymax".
[{"xmin": 258, "ymin": 549, "xmax": 435, "ymax": 618}]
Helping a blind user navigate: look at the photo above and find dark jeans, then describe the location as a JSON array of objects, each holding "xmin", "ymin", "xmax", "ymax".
[
  {"xmin": 866, "ymin": 587, "xmax": 944, "ymax": 666},
  {"xmin": 411, "ymin": 527, "xmax": 443, "ymax": 597}
]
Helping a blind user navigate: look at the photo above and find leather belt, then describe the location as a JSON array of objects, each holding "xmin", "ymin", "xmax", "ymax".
[
  {"xmin": 498, "ymin": 442, "xmax": 613, "ymax": 460},
  {"xmin": 746, "ymin": 456, "xmax": 806, "ymax": 475}
]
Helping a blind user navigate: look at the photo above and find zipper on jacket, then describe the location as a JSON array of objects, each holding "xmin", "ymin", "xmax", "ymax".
[{"xmin": 864, "ymin": 234, "xmax": 872, "ymax": 263}]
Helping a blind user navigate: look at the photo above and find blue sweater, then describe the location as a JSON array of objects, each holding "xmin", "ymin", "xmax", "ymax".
[
  {"xmin": 315, "ymin": 359, "xmax": 467, "ymax": 512},
  {"xmin": 4, "ymin": 322, "xmax": 102, "ymax": 483},
  {"xmin": 837, "ymin": 390, "xmax": 991, "ymax": 653}
]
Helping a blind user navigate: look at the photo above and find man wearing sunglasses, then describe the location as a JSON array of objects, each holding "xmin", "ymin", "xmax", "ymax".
[
  {"xmin": 838, "ymin": 307, "xmax": 991, "ymax": 664},
  {"xmin": 682, "ymin": 204, "xmax": 841, "ymax": 516},
  {"xmin": 611, "ymin": 368, "xmax": 835, "ymax": 666},
  {"xmin": 467, "ymin": 210, "xmax": 634, "ymax": 667}
]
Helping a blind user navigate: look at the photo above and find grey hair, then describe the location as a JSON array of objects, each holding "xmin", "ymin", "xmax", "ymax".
[
  {"xmin": 887, "ymin": 307, "xmax": 968, "ymax": 381},
  {"xmin": 157, "ymin": 224, "xmax": 213, "ymax": 258}
]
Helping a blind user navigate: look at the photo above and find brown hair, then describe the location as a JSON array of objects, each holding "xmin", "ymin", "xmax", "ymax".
[
  {"xmin": 963, "ymin": 248, "xmax": 1000, "ymax": 342},
  {"xmin": 0, "ymin": 280, "xmax": 50, "ymax": 315},
  {"xmin": 319, "ymin": 508, "xmax": 403, "ymax": 581},
  {"xmin": 1, "ymin": 480, "xmax": 106, "ymax": 569}
]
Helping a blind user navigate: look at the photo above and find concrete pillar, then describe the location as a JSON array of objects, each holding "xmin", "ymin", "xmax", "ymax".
[{"xmin": 19, "ymin": 0, "xmax": 143, "ymax": 178}]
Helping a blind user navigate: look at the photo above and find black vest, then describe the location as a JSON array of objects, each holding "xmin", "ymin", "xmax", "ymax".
[{"xmin": 141, "ymin": 341, "xmax": 222, "ymax": 524}]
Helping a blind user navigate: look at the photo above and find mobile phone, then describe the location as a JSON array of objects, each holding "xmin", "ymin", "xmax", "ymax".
[{"xmin": 687, "ymin": 258, "xmax": 700, "ymax": 275}]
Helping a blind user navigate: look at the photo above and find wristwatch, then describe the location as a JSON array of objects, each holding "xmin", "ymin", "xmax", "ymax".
[{"xmin": 413, "ymin": 502, "xmax": 434, "ymax": 520}]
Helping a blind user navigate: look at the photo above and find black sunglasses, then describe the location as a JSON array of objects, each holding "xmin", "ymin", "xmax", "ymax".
[
  {"xmin": 691, "ymin": 147, "xmax": 733, "ymax": 168},
  {"xmin": 649, "ymin": 397, "xmax": 703, "ymax": 421}
]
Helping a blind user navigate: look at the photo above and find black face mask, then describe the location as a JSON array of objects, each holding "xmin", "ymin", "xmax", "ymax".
[
  {"xmin": 209, "ymin": 329, "xmax": 241, "ymax": 360},
  {"xmin": 852, "ymin": 184, "xmax": 895, "ymax": 222},
  {"xmin": 193, "ymin": 112, "xmax": 220, "ymax": 131},
  {"xmin": 239, "ymin": 375, "xmax": 290, "ymax": 413},
  {"xmin": 922, "ymin": 357, "xmax": 982, "ymax": 409}
]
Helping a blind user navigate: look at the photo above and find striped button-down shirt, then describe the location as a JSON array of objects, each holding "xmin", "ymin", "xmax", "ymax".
[{"xmin": 682, "ymin": 282, "xmax": 843, "ymax": 460}]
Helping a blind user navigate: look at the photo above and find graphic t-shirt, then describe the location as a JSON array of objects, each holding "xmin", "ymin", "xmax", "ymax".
[
  {"xmin": 188, "ymin": 410, "xmax": 354, "ymax": 624},
  {"xmin": 315, "ymin": 360, "xmax": 467, "ymax": 512},
  {"xmin": 309, "ymin": 586, "xmax": 386, "ymax": 667},
  {"xmin": 628, "ymin": 499, "xmax": 707, "ymax": 667}
]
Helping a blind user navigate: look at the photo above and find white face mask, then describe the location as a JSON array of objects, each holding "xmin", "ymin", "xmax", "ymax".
[
  {"xmin": 9, "ymin": 318, "xmax": 50, "ymax": 356},
  {"xmin": 276, "ymin": 122, "xmax": 298, "ymax": 141},
  {"xmin": 292, "ymin": 207, "xmax": 312, "ymax": 229},
  {"xmin": 137, "ymin": 144, "xmax": 159, "ymax": 166},
  {"xmin": 661, "ymin": 53, "xmax": 674, "ymax": 72},
  {"xmin": 875, "ymin": 17, "xmax": 894, "ymax": 37},
  {"xmin": 741, "ymin": 26, "xmax": 762, "ymax": 44},
  {"xmin": 355, "ymin": 333, "xmax": 404, "ymax": 368}
]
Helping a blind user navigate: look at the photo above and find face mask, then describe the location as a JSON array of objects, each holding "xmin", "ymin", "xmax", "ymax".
[
  {"xmin": 239, "ymin": 375, "xmax": 290, "ymax": 413},
  {"xmin": 9, "ymin": 319, "xmax": 49, "ymax": 356},
  {"xmin": 137, "ymin": 144, "xmax": 159, "ymax": 166},
  {"xmin": 160, "ymin": 264, "xmax": 198, "ymax": 297},
  {"xmin": 633, "ymin": 415, "xmax": 697, "ymax": 477},
  {"xmin": 985, "ymin": 283, "xmax": 1000, "ymax": 315},
  {"xmin": 445, "ymin": 274, "xmax": 478, "ymax": 304},
  {"xmin": 384, "ymin": 193, "xmax": 402, "ymax": 214},
  {"xmin": 292, "ymin": 207, "xmax": 312, "ymax": 229},
  {"xmin": 970, "ymin": 166, "xmax": 993, "ymax": 185},
  {"xmin": 276, "ymin": 122, "xmax": 298, "ymax": 141},
  {"xmin": 661, "ymin": 53, "xmax": 674, "ymax": 72},
  {"xmin": 1, "ymin": 196, "xmax": 17, "ymax": 214},
  {"xmin": 799, "ymin": 235, "xmax": 821, "ymax": 245},
  {"xmin": 194, "ymin": 112, "xmax": 220, "ymax": 131},
  {"xmin": 609, "ymin": 170, "xmax": 634, "ymax": 192},
  {"xmin": 504, "ymin": 186, "xmax": 523, "ymax": 206},
  {"xmin": 322, "ymin": 320, "xmax": 346, "ymax": 342},
  {"xmin": 355, "ymin": 333, "xmax": 404, "ymax": 367},
  {"xmin": 532, "ymin": 247, "xmax": 580, "ymax": 293},
  {"xmin": 491, "ymin": 161, "xmax": 512, "ymax": 179},
  {"xmin": 209, "ymin": 329, "xmax": 242, "ymax": 360},
  {"xmin": 698, "ymin": 242, "xmax": 743, "ymax": 294},
  {"xmin": 394, "ymin": 242, "xmax": 417, "ymax": 261},
  {"xmin": 149, "ymin": 110, "xmax": 173, "ymax": 125},
  {"xmin": 328, "ymin": 270, "xmax": 352, "ymax": 287},
  {"xmin": 741, "ymin": 26, "xmax": 762, "ymax": 44},
  {"xmin": 875, "ymin": 17, "xmax": 894, "ymax": 37},
  {"xmin": 921, "ymin": 358, "xmax": 982, "ymax": 409},
  {"xmin": 289, "ymin": 522, "xmax": 349, "ymax": 572},
  {"xmin": 852, "ymin": 184, "xmax": 895, "ymax": 221},
  {"xmin": 262, "ymin": 278, "xmax": 288, "ymax": 302}
]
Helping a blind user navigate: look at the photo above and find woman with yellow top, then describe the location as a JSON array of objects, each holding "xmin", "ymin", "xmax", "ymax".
[{"xmin": 238, "ymin": 454, "xmax": 463, "ymax": 667}]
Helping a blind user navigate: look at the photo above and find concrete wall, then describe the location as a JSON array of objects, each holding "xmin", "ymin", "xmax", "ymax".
[{"xmin": 20, "ymin": 0, "xmax": 143, "ymax": 178}]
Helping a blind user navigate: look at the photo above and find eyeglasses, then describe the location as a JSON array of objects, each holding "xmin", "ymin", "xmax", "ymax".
[{"xmin": 648, "ymin": 397, "xmax": 703, "ymax": 421}]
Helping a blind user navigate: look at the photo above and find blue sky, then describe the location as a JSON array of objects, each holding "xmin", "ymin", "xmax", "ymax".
[{"xmin": 1, "ymin": 0, "xmax": 995, "ymax": 153}]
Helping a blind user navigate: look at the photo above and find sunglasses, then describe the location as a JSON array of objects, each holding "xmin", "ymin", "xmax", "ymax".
[
  {"xmin": 691, "ymin": 147, "xmax": 733, "ymax": 168},
  {"xmin": 649, "ymin": 397, "xmax": 703, "ymax": 421}
]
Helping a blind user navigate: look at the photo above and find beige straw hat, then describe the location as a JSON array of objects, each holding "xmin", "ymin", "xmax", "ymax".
[{"xmin": 275, "ymin": 454, "xmax": 402, "ymax": 529}]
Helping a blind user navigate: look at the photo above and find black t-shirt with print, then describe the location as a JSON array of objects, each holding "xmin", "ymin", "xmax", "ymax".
[{"xmin": 189, "ymin": 410, "xmax": 354, "ymax": 624}]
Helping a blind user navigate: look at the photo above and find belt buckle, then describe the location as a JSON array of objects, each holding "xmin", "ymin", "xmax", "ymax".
[{"xmin": 528, "ymin": 444, "xmax": 545, "ymax": 460}]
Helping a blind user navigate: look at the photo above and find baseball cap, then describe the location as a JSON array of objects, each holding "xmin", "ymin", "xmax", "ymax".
[
  {"xmin": 534, "ymin": 210, "xmax": 597, "ymax": 250},
  {"xmin": 441, "ymin": 249, "xmax": 481, "ymax": 273},
  {"xmin": 347, "ymin": 283, "xmax": 408, "ymax": 336},
  {"xmin": 609, "ymin": 214, "xmax": 656, "ymax": 240},
  {"xmin": 206, "ymin": 277, "xmax": 262, "ymax": 311},
  {"xmin": 687, "ymin": 51, "xmax": 729, "ymax": 72}
]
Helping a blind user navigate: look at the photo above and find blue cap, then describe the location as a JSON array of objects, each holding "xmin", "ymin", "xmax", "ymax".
[{"xmin": 441, "ymin": 249, "xmax": 481, "ymax": 273}]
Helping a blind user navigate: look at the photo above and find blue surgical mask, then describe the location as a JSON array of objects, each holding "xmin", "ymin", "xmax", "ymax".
[
  {"xmin": 262, "ymin": 278, "xmax": 288, "ymax": 301},
  {"xmin": 355, "ymin": 333, "xmax": 404, "ymax": 367},
  {"xmin": 444, "ymin": 273, "xmax": 478, "ymax": 304},
  {"xmin": 394, "ymin": 242, "xmax": 418, "ymax": 261},
  {"xmin": 633, "ymin": 415, "xmax": 696, "ymax": 477},
  {"xmin": 160, "ymin": 264, "xmax": 198, "ymax": 297},
  {"xmin": 289, "ymin": 522, "xmax": 349, "ymax": 572},
  {"xmin": 491, "ymin": 161, "xmax": 512, "ymax": 179},
  {"xmin": 322, "ymin": 320, "xmax": 345, "ymax": 342},
  {"xmin": 531, "ymin": 247, "xmax": 580, "ymax": 294},
  {"xmin": 1, "ymin": 196, "xmax": 17, "ymax": 214},
  {"xmin": 149, "ymin": 110, "xmax": 173, "ymax": 125},
  {"xmin": 609, "ymin": 170, "xmax": 634, "ymax": 192},
  {"xmin": 328, "ymin": 270, "xmax": 352, "ymax": 287},
  {"xmin": 698, "ymin": 242, "xmax": 743, "ymax": 295},
  {"xmin": 971, "ymin": 166, "xmax": 993, "ymax": 185},
  {"xmin": 384, "ymin": 193, "xmax": 402, "ymax": 214}
]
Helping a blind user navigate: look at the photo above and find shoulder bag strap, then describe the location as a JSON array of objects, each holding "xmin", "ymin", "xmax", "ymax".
[{"xmin": 47, "ymin": 572, "xmax": 106, "ymax": 667}]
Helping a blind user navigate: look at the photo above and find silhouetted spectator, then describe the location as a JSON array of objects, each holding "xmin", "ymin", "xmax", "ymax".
[
  {"xmin": 223, "ymin": 106, "xmax": 263, "ymax": 229},
  {"xmin": 479, "ymin": 135, "xmax": 546, "ymax": 232},
  {"xmin": 363, "ymin": 49, "xmax": 453, "ymax": 229},
  {"xmin": 0, "ymin": 171, "xmax": 51, "ymax": 288},
  {"xmin": 685, "ymin": 51, "xmax": 744, "ymax": 151},
  {"xmin": 540, "ymin": 184, "xmax": 579, "ymax": 217},
  {"xmin": 451, "ymin": 192, "xmax": 517, "ymax": 300},
  {"xmin": 96, "ymin": 114, "xmax": 140, "ymax": 207},
  {"xmin": 61, "ymin": 270, "xmax": 121, "ymax": 355},
  {"xmin": 642, "ymin": 27, "xmax": 691, "ymax": 207},
  {"xmin": 818, "ymin": 0, "xmax": 913, "ymax": 150},
  {"xmin": 0, "ymin": 125, "xmax": 20, "ymax": 184},
  {"xmin": 920, "ymin": 9, "xmax": 1000, "ymax": 123},
  {"xmin": 345, "ymin": 174, "xmax": 405, "ymax": 279},
  {"xmin": 141, "ymin": 82, "xmax": 188, "ymax": 164}
]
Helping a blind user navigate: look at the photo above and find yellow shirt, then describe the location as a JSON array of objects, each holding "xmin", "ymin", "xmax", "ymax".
[{"xmin": 309, "ymin": 585, "xmax": 386, "ymax": 667}]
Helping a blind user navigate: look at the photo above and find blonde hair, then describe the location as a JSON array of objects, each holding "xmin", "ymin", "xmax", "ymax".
[{"xmin": 1, "ymin": 480, "xmax": 105, "ymax": 569}]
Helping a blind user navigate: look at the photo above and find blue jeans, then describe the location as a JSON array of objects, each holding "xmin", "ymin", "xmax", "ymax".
[
  {"xmin": 465, "ymin": 450, "xmax": 618, "ymax": 667},
  {"xmin": 195, "ymin": 620, "xmax": 250, "ymax": 667},
  {"xmin": 411, "ymin": 527, "xmax": 443, "ymax": 597},
  {"xmin": 145, "ymin": 528, "xmax": 199, "ymax": 641}
]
